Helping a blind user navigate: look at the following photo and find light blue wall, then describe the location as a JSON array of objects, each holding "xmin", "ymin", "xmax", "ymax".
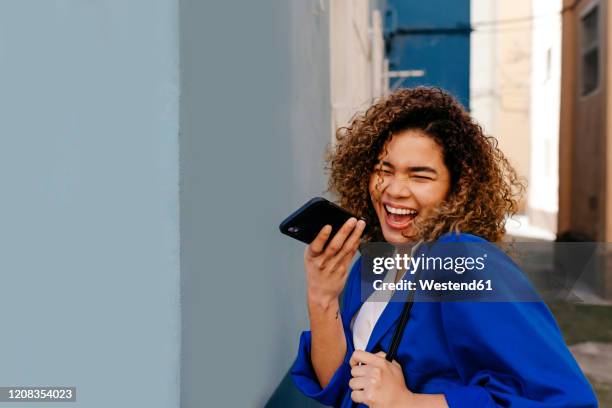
[
  {"xmin": 180, "ymin": 0, "xmax": 330, "ymax": 406},
  {"xmin": 0, "ymin": 1, "xmax": 180, "ymax": 407},
  {"xmin": 0, "ymin": 0, "xmax": 332, "ymax": 406}
]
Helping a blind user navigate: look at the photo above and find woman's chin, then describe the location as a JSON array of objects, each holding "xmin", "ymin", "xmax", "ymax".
[{"xmin": 382, "ymin": 227, "xmax": 415, "ymax": 244}]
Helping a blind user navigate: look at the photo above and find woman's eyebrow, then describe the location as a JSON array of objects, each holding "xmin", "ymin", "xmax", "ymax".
[
  {"xmin": 381, "ymin": 161, "xmax": 438, "ymax": 174},
  {"xmin": 409, "ymin": 166, "xmax": 438, "ymax": 174}
]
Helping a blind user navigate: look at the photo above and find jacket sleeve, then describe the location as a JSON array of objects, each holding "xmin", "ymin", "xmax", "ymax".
[
  {"xmin": 290, "ymin": 328, "xmax": 354, "ymax": 407},
  {"xmin": 428, "ymin": 233, "xmax": 597, "ymax": 407},
  {"xmin": 440, "ymin": 301, "xmax": 597, "ymax": 408},
  {"xmin": 290, "ymin": 258, "xmax": 360, "ymax": 407}
]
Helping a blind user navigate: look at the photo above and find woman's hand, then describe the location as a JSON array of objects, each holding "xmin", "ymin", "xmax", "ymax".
[
  {"xmin": 349, "ymin": 351, "xmax": 413, "ymax": 408},
  {"xmin": 304, "ymin": 217, "xmax": 366, "ymax": 306}
]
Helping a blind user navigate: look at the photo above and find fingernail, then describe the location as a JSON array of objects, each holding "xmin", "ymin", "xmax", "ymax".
[{"xmin": 358, "ymin": 220, "xmax": 366, "ymax": 228}]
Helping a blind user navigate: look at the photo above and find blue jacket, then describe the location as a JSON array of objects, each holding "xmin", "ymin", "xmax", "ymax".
[{"xmin": 291, "ymin": 233, "xmax": 597, "ymax": 407}]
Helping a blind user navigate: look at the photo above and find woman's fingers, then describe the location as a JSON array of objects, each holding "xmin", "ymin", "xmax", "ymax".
[
  {"xmin": 348, "ymin": 376, "xmax": 369, "ymax": 391},
  {"xmin": 349, "ymin": 350, "xmax": 385, "ymax": 367},
  {"xmin": 307, "ymin": 225, "xmax": 332, "ymax": 257},
  {"xmin": 337, "ymin": 219, "xmax": 366, "ymax": 257},
  {"xmin": 307, "ymin": 218, "xmax": 364, "ymax": 262},
  {"xmin": 350, "ymin": 390, "xmax": 366, "ymax": 404},
  {"xmin": 322, "ymin": 217, "xmax": 358, "ymax": 258},
  {"xmin": 327, "ymin": 219, "xmax": 366, "ymax": 270},
  {"xmin": 350, "ymin": 363, "xmax": 369, "ymax": 378},
  {"xmin": 343, "ymin": 220, "xmax": 366, "ymax": 253}
]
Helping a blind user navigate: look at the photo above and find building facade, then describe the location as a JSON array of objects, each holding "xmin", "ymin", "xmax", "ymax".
[{"xmin": 559, "ymin": 0, "xmax": 612, "ymax": 298}]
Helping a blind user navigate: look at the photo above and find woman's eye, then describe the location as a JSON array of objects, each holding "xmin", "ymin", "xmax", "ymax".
[
  {"xmin": 376, "ymin": 168, "xmax": 392, "ymax": 175},
  {"xmin": 413, "ymin": 175, "xmax": 432, "ymax": 180}
]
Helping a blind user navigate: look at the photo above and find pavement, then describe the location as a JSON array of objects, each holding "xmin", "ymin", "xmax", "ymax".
[{"xmin": 570, "ymin": 342, "xmax": 612, "ymax": 384}]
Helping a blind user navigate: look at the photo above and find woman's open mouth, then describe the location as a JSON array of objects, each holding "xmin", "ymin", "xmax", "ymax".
[{"xmin": 384, "ymin": 204, "xmax": 418, "ymax": 230}]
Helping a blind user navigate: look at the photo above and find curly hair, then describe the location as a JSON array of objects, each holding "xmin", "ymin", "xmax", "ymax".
[{"xmin": 326, "ymin": 87, "xmax": 525, "ymax": 243}]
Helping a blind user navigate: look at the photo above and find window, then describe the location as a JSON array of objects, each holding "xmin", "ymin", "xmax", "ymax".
[
  {"xmin": 580, "ymin": 4, "xmax": 600, "ymax": 96},
  {"xmin": 545, "ymin": 48, "xmax": 552, "ymax": 81}
]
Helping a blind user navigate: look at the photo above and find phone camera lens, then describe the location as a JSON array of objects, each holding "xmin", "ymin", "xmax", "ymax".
[{"xmin": 288, "ymin": 226, "xmax": 300, "ymax": 233}]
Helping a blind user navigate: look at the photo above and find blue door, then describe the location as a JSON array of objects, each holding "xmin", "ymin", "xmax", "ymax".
[{"xmin": 385, "ymin": 0, "xmax": 471, "ymax": 109}]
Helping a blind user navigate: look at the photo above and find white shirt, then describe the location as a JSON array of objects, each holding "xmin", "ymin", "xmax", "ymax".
[{"xmin": 351, "ymin": 242, "xmax": 422, "ymax": 351}]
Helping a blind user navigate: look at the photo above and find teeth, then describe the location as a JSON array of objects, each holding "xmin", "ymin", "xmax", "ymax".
[{"xmin": 385, "ymin": 205, "xmax": 417, "ymax": 216}]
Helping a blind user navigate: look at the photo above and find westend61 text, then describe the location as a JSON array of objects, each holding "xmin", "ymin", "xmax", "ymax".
[{"xmin": 373, "ymin": 279, "xmax": 493, "ymax": 292}]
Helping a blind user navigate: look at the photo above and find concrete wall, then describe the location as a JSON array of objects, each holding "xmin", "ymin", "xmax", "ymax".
[
  {"xmin": 529, "ymin": 0, "xmax": 562, "ymax": 234},
  {"xmin": 179, "ymin": 0, "xmax": 331, "ymax": 406},
  {"xmin": 496, "ymin": 0, "xmax": 532, "ymax": 210},
  {"xmin": 330, "ymin": 0, "xmax": 384, "ymax": 136},
  {"xmin": 470, "ymin": 0, "xmax": 532, "ymax": 213},
  {"xmin": 470, "ymin": 0, "xmax": 498, "ymax": 134},
  {"xmin": 0, "ymin": 1, "xmax": 180, "ymax": 407},
  {"xmin": 0, "ymin": 0, "xmax": 338, "ymax": 405}
]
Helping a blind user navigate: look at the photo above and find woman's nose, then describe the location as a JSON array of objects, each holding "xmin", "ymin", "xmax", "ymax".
[{"xmin": 386, "ymin": 176, "xmax": 413, "ymax": 198}]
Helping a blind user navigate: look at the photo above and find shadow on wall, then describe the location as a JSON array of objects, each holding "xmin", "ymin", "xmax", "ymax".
[{"xmin": 265, "ymin": 370, "xmax": 323, "ymax": 407}]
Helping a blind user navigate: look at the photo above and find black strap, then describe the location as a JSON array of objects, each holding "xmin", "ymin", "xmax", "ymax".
[
  {"xmin": 385, "ymin": 295, "xmax": 415, "ymax": 361},
  {"xmin": 386, "ymin": 251, "xmax": 423, "ymax": 362},
  {"xmin": 350, "ymin": 246, "xmax": 425, "ymax": 407}
]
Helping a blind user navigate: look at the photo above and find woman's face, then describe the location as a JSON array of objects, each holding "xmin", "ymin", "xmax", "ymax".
[{"xmin": 369, "ymin": 129, "xmax": 451, "ymax": 243}]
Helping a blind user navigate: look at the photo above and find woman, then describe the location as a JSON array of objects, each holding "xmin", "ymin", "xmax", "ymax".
[{"xmin": 290, "ymin": 87, "xmax": 597, "ymax": 407}]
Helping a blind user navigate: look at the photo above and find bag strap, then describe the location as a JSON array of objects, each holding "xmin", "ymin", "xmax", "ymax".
[
  {"xmin": 385, "ymin": 286, "xmax": 416, "ymax": 361},
  {"xmin": 385, "ymin": 246, "xmax": 424, "ymax": 362}
]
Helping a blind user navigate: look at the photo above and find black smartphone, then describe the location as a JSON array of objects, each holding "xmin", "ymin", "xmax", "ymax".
[{"xmin": 279, "ymin": 197, "xmax": 364, "ymax": 244}]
